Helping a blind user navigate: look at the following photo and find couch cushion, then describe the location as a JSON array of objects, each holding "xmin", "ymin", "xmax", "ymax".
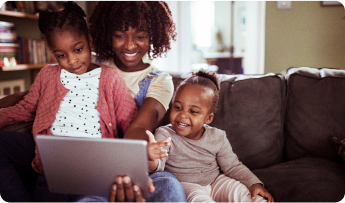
[
  {"xmin": 284, "ymin": 67, "xmax": 345, "ymax": 163},
  {"xmin": 252, "ymin": 157, "xmax": 345, "ymax": 202},
  {"xmin": 162, "ymin": 73, "xmax": 286, "ymax": 170},
  {"xmin": 1, "ymin": 122, "xmax": 33, "ymax": 135}
]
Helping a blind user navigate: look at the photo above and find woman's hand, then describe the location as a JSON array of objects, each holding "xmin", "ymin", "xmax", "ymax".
[
  {"xmin": 249, "ymin": 183, "xmax": 274, "ymax": 202},
  {"xmin": 108, "ymin": 176, "xmax": 155, "ymax": 202}
]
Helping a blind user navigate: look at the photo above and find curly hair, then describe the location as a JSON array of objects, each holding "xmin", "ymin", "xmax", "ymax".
[
  {"xmin": 176, "ymin": 70, "xmax": 221, "ymax": 113},
  {"xmin": 38, "ymin": 1, "xmax": 89, "ymax": 48},
  {"xmin": 89, "ymin": 1, "xmax": 177, "ymax": 61}
]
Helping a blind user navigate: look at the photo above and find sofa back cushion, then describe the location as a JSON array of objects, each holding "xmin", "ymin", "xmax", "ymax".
[
  {"xmin": 284, "ymin": 67, "xmax": 345, "ymax": 163},
  {"xmin": 161, "ymin": 73, "xmax": 286, "ymax": 170}
]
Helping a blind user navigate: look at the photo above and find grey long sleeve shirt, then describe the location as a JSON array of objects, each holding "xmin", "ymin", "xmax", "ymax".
[{"xmin": 154, "ymin": 124, "xmax": 262, "ymax": 188}]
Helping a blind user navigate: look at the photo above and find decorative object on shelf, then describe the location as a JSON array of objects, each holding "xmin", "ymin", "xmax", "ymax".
[{"xmin": 0, "ymin": 78, "xmax": 25, "ymax": 99}]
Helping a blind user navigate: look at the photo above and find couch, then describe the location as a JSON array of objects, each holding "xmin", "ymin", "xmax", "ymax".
[{"xmin": 1, "ymin": 67, "xmax": 345, "ymax": 202}]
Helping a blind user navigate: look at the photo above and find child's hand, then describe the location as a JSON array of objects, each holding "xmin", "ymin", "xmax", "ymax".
[
  {"xmin": 31, "ymin": 147, "xmax": 44, "ymax": 174},
  {"xmin": 146, "ymin": 130, "xmax": 171, "ymax": 161},
  {"xmin": 249, "ymin": 183, "xmax": 274, "ymax": 202}
]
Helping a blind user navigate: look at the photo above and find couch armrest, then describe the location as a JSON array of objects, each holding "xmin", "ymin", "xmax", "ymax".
[
  {"xmin": 1, "ymin": 122, "xmax": 33, "ymax": 135},
  {"xmin": 0, "ymin": 91, "xmax": 29, "ymax": 109}
]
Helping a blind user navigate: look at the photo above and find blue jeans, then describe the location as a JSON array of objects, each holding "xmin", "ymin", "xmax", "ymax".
[{"xmin": 75, "ymin": 171, "xmax": 186, "ymax": 202}]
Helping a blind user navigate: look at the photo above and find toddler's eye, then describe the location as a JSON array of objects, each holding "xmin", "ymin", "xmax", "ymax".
[
  {"xmin": 174, "ymin": 106, "xmax": 181, "ymax": 110},
  {"xmin": 115, "ymin": 35, "xmax": 123, "ymax": 39},
  {"xmin": 57, "ymin": 54, "xmax": 65, "ymax": 58},
  {"xmin": 190, "ymin": 110, "xmax": 198, "ymax": 114},
  {"xmin": 76, "ymin": 47, "xmax": 83, "ymax": 52}
]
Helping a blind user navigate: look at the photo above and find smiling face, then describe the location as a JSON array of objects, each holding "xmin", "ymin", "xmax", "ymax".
[
  {"xmin": 50, "ymin": 30, "xmax": 97, "ymax": 75},
  {"xmin": 112, "ymin": 26, "xmax": 150, "ymax": 72},
  {"xmin": 170, "ymin": 83, "xmax": 214, "ymax": 140}
]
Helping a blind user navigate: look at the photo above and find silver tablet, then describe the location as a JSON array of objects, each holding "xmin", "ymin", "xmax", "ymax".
[{"xmin": 36, "ymin": 135, "xmax": 149, "ymax": 198}]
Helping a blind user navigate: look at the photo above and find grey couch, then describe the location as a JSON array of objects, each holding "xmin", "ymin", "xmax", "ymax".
[{"xmin": 2, "ymin": 67, "xmax": 345, "ymax": 202}]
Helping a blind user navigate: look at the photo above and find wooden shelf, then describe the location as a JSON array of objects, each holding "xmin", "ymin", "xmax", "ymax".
[
  {"xmin": 0, "ymin": 10, "xmax": 39, "ymax": 20},
  {"xmin": 1, "ymin": 64, "xmax": 46, "ymax": 71}
]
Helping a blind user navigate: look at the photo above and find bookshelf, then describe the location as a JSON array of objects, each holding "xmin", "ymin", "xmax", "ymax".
[
  {"xmin": 0, "ymin": 10, "xmax": 39, "ymax": 20},
  {"xmin": 1, "ymin": 64, "xmax": 46, "ymax": 71},
  {"xmin": 0, "ymin": 2, "xmax": 87, "ymax": 97},
  {"xmin": 0, "ymin": 9, "xmax": 46, "ymax": 94},
  {"xmin": 0, "ymin": 10, "xmax": 48, "ymax": 72}
]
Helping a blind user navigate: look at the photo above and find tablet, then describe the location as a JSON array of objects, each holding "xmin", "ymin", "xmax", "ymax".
[{"xmin": 36, "ymin": 135, "xmax": 149, "ymax": 198}]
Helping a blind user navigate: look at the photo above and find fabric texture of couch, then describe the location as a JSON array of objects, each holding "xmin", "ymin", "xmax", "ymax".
[{"xmin": 2, "ymin": 66, "xmax": 345, "ymax": 202}]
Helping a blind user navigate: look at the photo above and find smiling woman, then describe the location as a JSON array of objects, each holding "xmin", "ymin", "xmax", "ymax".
[
  {"xmin": 81, "ymin": 1, "xmax": 186, "ymax": 203},
  {"xmin": 112, "ymin": 26, "xmax": 150, "ymax": 72}
]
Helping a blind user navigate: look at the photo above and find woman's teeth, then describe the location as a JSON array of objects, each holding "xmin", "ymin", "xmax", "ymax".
[{"xmin": 125, "ymin": 53, "xmax": 137, "ymax": 57}]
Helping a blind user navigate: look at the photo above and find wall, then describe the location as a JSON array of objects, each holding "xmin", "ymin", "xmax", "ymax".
[{"xmin": 265, "ymin": 1, "xmax": 345, "ymax": 74}]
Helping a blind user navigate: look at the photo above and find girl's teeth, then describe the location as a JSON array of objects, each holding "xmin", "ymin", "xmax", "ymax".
[{"xmin": 178, "ymin": 122, "xmax": 188, "ymax": 127}]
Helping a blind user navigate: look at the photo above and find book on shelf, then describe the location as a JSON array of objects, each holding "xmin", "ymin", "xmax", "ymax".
[
  {"xmin": 0, "ymin": 21, "xmax": 20, "ymax": 66},
  {"xmin": 17, "ymin": 37, "xmax": 55, "ymax": 66},
  {"xmin": 2, "ymin": 1, "xmax": 64, "ymax": 15}
]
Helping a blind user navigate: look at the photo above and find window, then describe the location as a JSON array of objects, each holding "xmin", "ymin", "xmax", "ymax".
[{"xmin": 191, "ymin": 1, "xmax": 214, "ymax": 50}]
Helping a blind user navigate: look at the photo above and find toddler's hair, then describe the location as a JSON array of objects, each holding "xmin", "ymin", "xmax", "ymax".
[
  {"xmin": 177, "ymin": 70, "xmax": 220, "ymax": 113},
  {"xmin": 38, "ymin": 1, "xmax": 89, "ymax": 48},
  {"xmin": 89, "ymin": 1, "xmax": 177, "ymax": 61}
]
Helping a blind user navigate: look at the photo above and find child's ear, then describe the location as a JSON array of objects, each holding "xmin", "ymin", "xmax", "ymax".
[{"xmin": 205, "ymin": 113, "xmax": 214, "ymax": 125}]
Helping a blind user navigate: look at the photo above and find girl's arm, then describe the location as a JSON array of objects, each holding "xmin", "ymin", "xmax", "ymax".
[{"xmin": 217, "ymin": 133, "xmax": 263, "ymax": 189}]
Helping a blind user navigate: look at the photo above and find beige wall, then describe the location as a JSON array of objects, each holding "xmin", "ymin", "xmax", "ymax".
[{"xmin": 265, "ymin": 1, "xmax": 345, "ymax": 74}]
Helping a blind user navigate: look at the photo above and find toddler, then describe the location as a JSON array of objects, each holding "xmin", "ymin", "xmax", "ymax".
[{"xmin": 147, "ymin": 70, "xmax": 274, "ymax": 202}]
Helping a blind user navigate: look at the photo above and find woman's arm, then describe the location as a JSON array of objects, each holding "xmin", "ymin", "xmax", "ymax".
[
  {"xmin": 123, "ymin": 97, "xmax": 166, "ymax": 141},
  {"xmin": 0, "ymin": 90, "xmax": 29, "ymax": 109}
]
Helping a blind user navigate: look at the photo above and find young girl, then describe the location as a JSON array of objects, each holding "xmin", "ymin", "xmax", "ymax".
[
  {"xmin": 0, "ymin": 2, "xmax": 137, "ymax": 201},
  {"xmin": 147, "ymin": 70, "xmax": 274, "ymax": 202},
  {"xmin": 0, "ymin": 1, "xmax": 184, "ymax": 202}
]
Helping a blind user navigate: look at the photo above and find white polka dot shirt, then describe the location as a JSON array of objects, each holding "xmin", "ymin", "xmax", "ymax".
[{"xmin": 50, "ymin": 68, "xmax": 102, "ymax": 138}]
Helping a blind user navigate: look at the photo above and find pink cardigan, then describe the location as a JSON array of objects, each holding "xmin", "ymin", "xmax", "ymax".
[{"xmin": 0, "ymin": 64, "xmax": 138, "ymax": 140}]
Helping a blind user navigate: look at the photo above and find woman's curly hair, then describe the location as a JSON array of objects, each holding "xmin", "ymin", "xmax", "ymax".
[{"xmin": 89, "ymin": 1, "xmax": 177, "ymax": 61}]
